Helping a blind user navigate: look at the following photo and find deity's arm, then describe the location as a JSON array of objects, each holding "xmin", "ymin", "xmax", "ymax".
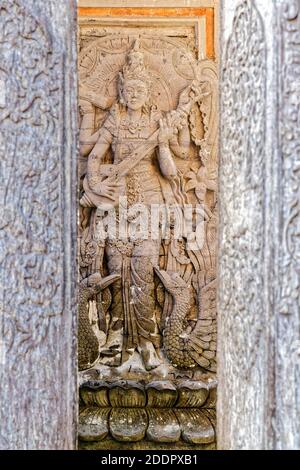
[
  {"xmin": 157, "ymin": 143, "xmax": 177, "ymax": 179},
  {"xmin": 80, "ymin": 112, "xmax": 101, "ymax": 157},
  {"xmin": 87, "ymin": 129, "xmax": 113, "ymax": 189},
  {"xmin": 157, "ymin": 116, "xmax": 177, "ymax": 179},
  {"xmin": 79, "ymin": 99, "xmax": 101, "ymax": 157},
  {"xmin": 169, "ymin": 120, "xmax": 191, "ymax": 160},
  {"xmin": 168, "ymin": 80, "xmax": 208, "ymax": 159}
]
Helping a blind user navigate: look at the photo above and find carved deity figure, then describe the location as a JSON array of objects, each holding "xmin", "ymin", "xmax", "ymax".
[{"xmin": 78, "ymin": 37, "xmax": 217, "ymax": 375}]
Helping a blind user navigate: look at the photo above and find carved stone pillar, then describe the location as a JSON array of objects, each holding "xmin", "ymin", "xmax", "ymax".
[
  {"xmin": 218, "ymin": 0, "xmax": 300, "ymax": 450},
  {"xmin": 0, "ymin": 0, "xmax": 77, "ymax": 449}
]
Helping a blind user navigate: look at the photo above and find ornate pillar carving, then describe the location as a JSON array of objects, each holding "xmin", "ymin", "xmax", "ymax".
[
  {"xmin": 218, "ymin": 0, "xmax": 300, "ymax": 450},
  {"xmin": 0, "ymin": 0, "xmax": 77, "ymax": 449},
  {"xmin": 275, "ymin": 0, "xmax": 300, "ymax": 450}
]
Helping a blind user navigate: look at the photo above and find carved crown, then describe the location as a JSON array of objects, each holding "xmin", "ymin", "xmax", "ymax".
[{"xmin": 119, "ymin": 39, "xmax": 152, "ymax": 87}]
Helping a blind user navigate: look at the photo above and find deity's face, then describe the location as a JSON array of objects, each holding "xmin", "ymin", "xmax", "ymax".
[{"xmin": 122, "ymin": 79, "xmax": 149, "ymax": 111}]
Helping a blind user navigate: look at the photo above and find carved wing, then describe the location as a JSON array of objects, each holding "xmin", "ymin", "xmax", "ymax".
[
  {"xmin": 187, "ymin": 279, "xmax": 217, "ymax": 372},
  {"xmin": 187, "ymin": 209, "xmax": 217, "ymax": 372}
]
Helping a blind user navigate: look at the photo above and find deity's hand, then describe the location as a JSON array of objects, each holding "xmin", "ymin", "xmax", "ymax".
[
  {"xmin": 90, "ymin": 178, "xmax": 121, "ymax": 201},
  {"xmin": 178, "ymin": 81, "xmax": 210, "ymax": 112},
  {"xmin": 79, "ymin": 98, "xmax": 94, "ymax": 115},
  {"xmin": 158, "ymin": 117, "xmax": 176, "ymax": 144}
]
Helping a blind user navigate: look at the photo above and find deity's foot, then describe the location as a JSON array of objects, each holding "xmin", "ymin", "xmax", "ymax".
[
  {"xmin": 100, "ymin": 329, "xmax": 122, "ymax": 367},
  {"xmin": 100, "ymin": 352, "xmax": 121, "ymax": 367},
  {"xmin": 102, "ymin": 328, "xmax": 123, "ymax": 352},
  {"xmin": 139, "ymin": 339, "xmax": 161, "ymax": 371}
]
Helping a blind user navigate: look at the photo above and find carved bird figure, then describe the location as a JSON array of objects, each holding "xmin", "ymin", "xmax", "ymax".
[
  {"xmin": 154, "ymin": 268, "xmax": 217, "ymax": 372},
  {"xmin": 79, "ymin": 272, "xmax": 120, "ymax": 371}
]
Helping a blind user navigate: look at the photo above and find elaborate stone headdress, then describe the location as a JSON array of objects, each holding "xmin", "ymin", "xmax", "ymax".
[{"xmin": 118, "ymin": 39, "xmax": 152, "ymax": 91}]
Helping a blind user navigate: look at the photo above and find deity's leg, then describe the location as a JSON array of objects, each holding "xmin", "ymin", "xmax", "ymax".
[
  {"xmin": 100, "ymin": 245, "xmax": 124, "ymax": 366},
  {"xmin": 131, "ymin": 240, "xmax": 161, "ymax": 371}
]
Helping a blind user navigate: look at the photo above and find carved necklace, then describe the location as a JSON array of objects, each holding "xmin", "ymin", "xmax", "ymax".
[{"xmin": 120, "ymin": 115, "xmax": 148, "ymax": 134}]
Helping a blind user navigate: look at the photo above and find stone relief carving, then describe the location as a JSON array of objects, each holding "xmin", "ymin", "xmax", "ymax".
[
  {"xmin": 78, "ymin": 35, "xmax": 217, "ymax": 374},
  {"xmin": 78, "ymin": 29, "xmax": 217, "ymax": 448}
]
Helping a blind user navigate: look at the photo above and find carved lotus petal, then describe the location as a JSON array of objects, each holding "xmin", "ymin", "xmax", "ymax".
[
  {"xmin": 146, "ymin": 409, "xmax": 180, "ymax": 443},
  {"xmin": 175, "ymin": 409, "xmax": 215, "ymax": 445},
  {"xmin": 109, "ymin": 381, "xmax": 146, "ymax": 408},
  {"xmin": 176, "ymin": 381, "xmax": 209, "ymax": 408},
  {"xmin": 146, "ymin": 381, "xmax": 178, "ymax": 408},
  {"xmin": 80, "ymin": 381, "xmax": 110, "ymax": 407},
  {"xmin": 79, "ymin": 407, "xmax": 110, "ymax": 442},
  {"xmin": 109, "ymin": 408, "xmax": 148, "ymax": 442}
]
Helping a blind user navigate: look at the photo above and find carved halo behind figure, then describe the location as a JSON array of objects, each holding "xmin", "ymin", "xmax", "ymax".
[
  {"xmin": 79, "ymin": 35, "xmax": 218, "ymax": 170},
  {"xmin": 79, "ymin": 35, "xmax": 197, "ymax": 113}
]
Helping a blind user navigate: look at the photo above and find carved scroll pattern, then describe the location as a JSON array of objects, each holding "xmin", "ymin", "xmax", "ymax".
[
  {"xmin": 219, "ymin": 0, "xmax": 267, "ymax": 448},
  {"xmin": 220, "ymin": 0, "xmax": 266, "ymax": 377},
  {"xmin": 276, "ymin": 0, "xmax": 300, "ymax": 449},
  {"xmin": 0, "ymin": 0, "xmax": 63, "ymax": 360},
  {"xmin": 0, "ymin": 0, "xmax": 76, "ymax": 449}
]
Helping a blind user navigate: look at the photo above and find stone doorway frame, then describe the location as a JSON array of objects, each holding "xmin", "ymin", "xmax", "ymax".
[{"xmin": 0, "ymin": 0, "xmax": 299, "ymax": 450}]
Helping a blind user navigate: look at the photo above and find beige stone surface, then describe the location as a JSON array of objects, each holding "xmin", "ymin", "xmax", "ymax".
[
  {"xmin": 77, "ymin": 14, "xmax": 218, "ymax": 448},
  {"xmin": 78, "ymin": 29, "xmax": 218, "ymax": 377}
]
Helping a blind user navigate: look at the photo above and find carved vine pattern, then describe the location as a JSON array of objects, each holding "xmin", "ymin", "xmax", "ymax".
[
  {"xmin": 278, "ymin": 1, "xmax": 300, "ymax": 316},
  {"xmin": 220, "ymin": 0, "xmax": 266, "ymax": 380},
  {"xmin": 0, "ymin": 0, "xmax": 63, "ymax": 362},
  {"xmin": 276, "ymin": 0, "xmax": 300, "ymax": 449}
]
